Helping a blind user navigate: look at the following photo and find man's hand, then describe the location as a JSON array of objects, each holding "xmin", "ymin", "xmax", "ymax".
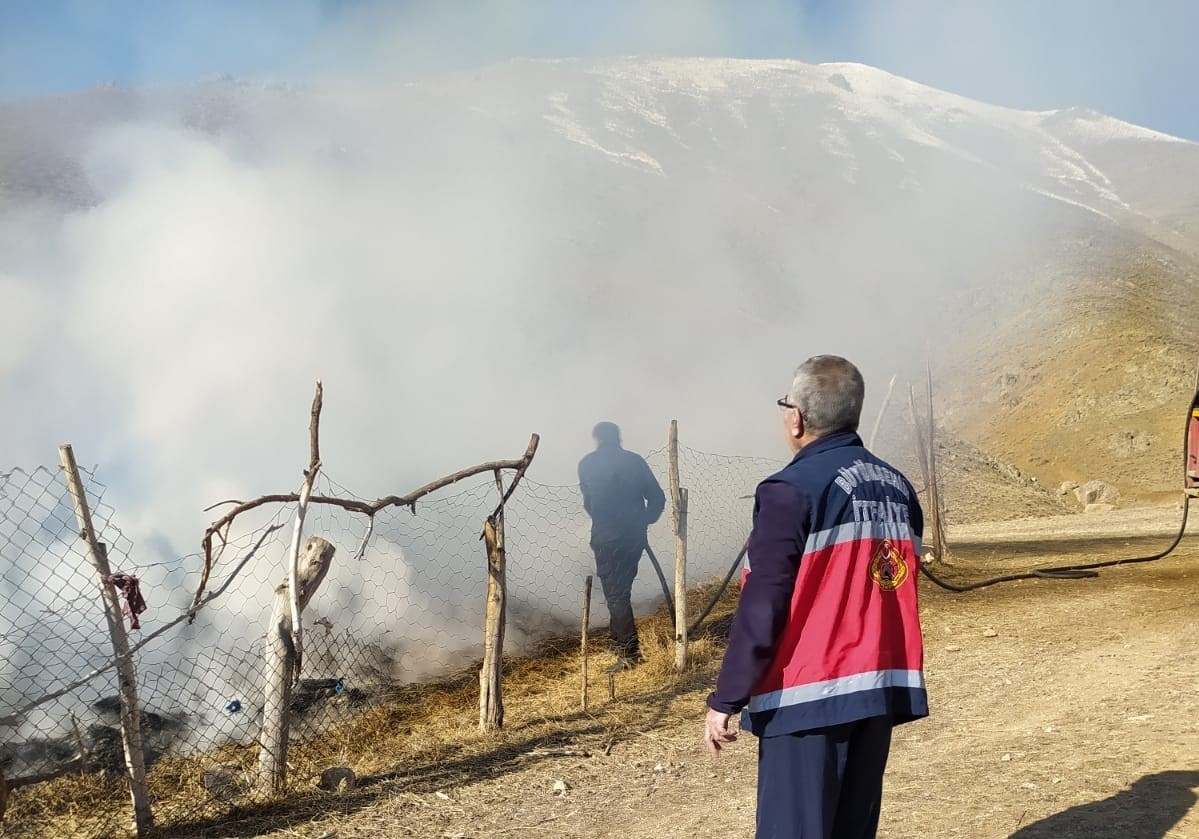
[{"xmin": 704, "ymin": 708, "xmax": 737, "ymax": 754}]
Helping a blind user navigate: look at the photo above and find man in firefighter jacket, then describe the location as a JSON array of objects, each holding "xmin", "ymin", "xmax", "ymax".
[
  {"xmin": 703, "ymin": 356, "xmax": 927, "ymax": 838},
  {"xmin": 579, "ymin": 421, "xmax": 666, "ymax": 670}
]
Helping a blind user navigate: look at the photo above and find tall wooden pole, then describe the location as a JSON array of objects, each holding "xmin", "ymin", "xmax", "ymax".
[
  {"xmin": 668, "ymin": 421, "xmax": 688, "ymax": 672},
  {"xmin": 479, "ymin": 471, "xmax": 507, "ymax": 732},
  {"xmin": 906, "ymin": 381, "xmax": 944, "ymax": 563},
  {"xmin": 59, "ymin": 445, "xmax": 152, "ymax": 835},
  {"xmin": 580, "ymin": 575, "xmax": 592, "ymax": 712}
]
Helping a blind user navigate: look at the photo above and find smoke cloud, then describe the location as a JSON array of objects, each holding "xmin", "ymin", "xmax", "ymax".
[{"xmin": 4, "ymin": 1, "xmax": 1182, "ymax": 759}]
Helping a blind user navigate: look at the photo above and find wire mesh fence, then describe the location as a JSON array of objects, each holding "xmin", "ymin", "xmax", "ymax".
[{"xmin": 0, "ymin": 441, "xmax": 783, "ymax": 838}]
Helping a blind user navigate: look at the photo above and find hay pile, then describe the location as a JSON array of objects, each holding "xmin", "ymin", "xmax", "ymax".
[{"xmin": 5, "ymin": 580, "xmax": 739, "ymax": 838}]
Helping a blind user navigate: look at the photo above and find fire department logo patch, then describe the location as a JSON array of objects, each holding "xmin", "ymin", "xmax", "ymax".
[{"xmin": 870, "ymin": 540, "xmax": 909, "ymax": 591}]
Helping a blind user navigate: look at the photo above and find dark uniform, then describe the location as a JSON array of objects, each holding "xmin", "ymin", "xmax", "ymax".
[
  {"xmin": 708, "ymin": 431, "xmax": 927, "ymax": 838},
  {"xmin": 578, "ymin": 439, "xmax": 665, "ymax": 660}
]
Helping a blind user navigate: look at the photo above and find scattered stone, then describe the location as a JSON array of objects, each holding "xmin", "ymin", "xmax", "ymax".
[
  {"xmin": 319, "ymin": 767, "xmax": 357, "ymax": 793},
  {"xmin": 552, "ymin": 779, "xmax": 570, "ymax": 796},
  {"xmin": 1075, "ymin": 480, "xmax": 1120, "ymax": 506},
  {"xmin": 434, "ymin": 790, "xmax": 451, "ymax": 800},
  {"xmin": 1001, "ymin": 753, "xmax": 1012, "ymax": 762},
  {"xmin": 944, "ymin": 644, "xmax": 962, "ymax": 652},
  {"xmin": 982, "ymin": 628, "xmax": 999, "ymax": 638},
  {"xmin": 202, "ymin": 764, "xmax": 242, "ymax": 801},
  {"xmin": 1058, "ymin": 481, "xmax": 1080, "ymax": 496}
]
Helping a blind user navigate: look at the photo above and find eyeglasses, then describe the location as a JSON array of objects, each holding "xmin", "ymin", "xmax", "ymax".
[{"xmin": 776, "ymin": 396, "xmax": 799, "ymax": 411}]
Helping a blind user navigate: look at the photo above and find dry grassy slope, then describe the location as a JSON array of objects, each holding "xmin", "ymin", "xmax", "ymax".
[{"xmin": 936, "ymin": 229, "xmax": 1199, "ymax": 504}]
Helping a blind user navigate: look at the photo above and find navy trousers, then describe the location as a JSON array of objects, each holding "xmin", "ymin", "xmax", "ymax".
[
  {"xmin": 592, "ymin": 538, "xmax": 643, "ymax": 657},
  {"xmin": 755, "ymin": 715, "xmax": 893, "ymax": 839}
]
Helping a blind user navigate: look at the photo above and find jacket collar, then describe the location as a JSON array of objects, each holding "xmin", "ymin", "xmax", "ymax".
[{"xmin": 787, "ymin": 430, "xmax": 864, "ymax": 465}]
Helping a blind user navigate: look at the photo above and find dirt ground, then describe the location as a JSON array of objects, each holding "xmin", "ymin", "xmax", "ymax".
[{"xmin": 160, "ymin": 502, "xmax": 1198, "ymax": 839}]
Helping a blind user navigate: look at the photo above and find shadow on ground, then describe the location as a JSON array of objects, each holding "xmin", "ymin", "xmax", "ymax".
[
  {"xmin": 153, "ymin": 662, "xmax": 712, "ymax": 839},
  {"xmin": 1009, "ymin": 770, "xmax": 1199, "ymax": 839}
]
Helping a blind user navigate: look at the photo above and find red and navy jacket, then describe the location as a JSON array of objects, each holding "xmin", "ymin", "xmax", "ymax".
[{"xmin": 708, "ymin": 431, "xmax": 927, "ymax": 737}]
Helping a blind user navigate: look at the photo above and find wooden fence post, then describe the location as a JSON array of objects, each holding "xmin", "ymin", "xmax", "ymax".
[
  {"xmin": 668, "ymin": 421, "xmax": 688, "ymax": 672},
  {"xmin": 479, "ymin": 506, "xmax": 507, "ymax": 731},
  {"xmin": 475, "ymin": 437, "xmax": 538, "ymax": 732},
  {"xmin": 258, "ymin": 536, "xmax": 336, "ymax": 793},
  {"xmin": 58, "ymin": 444, "xmax": 152, "ymax": 835},
  {"xmin": 925, "ymin": 362, "xmax": 950, "ymax": 561},
  {"xmin": 580, "ymin": 575, "xmax": 592, "ymax": 712}
]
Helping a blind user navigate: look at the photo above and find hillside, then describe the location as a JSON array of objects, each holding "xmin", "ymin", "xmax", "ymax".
[
  {"xmin": 1, "ymin": 56, "xmax": 1197, "ymax": 517},
  {"xmin": 4, "ymin": 56, "xmax": 1199, "ymax": 839}
]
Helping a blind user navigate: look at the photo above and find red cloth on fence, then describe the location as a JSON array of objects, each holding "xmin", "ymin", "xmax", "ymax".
[{"xmin": 103, "ymin": 574, "xmax": 147, "ymax": 630}]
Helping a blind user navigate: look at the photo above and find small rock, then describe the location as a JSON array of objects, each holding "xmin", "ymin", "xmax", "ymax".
[
  {"xmin": 653, "ymin": 763, "xmax": 664, "ymax": 772},
  {"xmin": 552, "ymin": 779, "xmax": 571, "ymax": 796},
  {"xmin": 1058, "ymin": 481, "xmax": 1080, "ymax": 496},
  {"xmin": 1001, "ymin": 753, "xmax": 1012, "ymax": 762},
  {"xmin": 319, "ymin": 767, "xmax": 357, "ymax": 793},
  {"xmin": 982, "ymin": 628, "xmax": 999, "ymax": 638},
  {"xmin": 434, "ymin": 790, "xmax": 450, "ymax": 800},
  {"xmin": 944, "ymin": 644, "xmax": 962, "ymax": 652},
  {"xmin": 1021, "ymin": 782, "xmax": 1038, "ymax": 790},
  {"xmin": 1075, "ymin": 480, "xmax": 1119, "ymax": 506}
]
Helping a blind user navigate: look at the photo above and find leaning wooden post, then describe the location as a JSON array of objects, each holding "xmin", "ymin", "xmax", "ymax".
[
  {"xmin": 868, "ymin": 373, "xmax": 898, "ymax": 450},
  {"xmin": 59, "ymin": 444, "xmax": 152, "ymax": 835},
  {"xmin": 668, "ymin": 421, "xmax": 688, "ymax": 672},
  {"xmin": 259, "ymin": 536, "xmax": 335, "ymax": 793},
  {"xmin": 285, "ymin": 383, "xmax": 323, "ymax": 685},
  {"xmin": 580, "ymin": 575, "xmax": 592, "ymax": 712},
  {"xmin": 478, "ymin": 471, "xmax": 507, "ymax": 732},
  {"xmin": 907, "ymin": 385, "xmax": 941, "ymax": 564}
]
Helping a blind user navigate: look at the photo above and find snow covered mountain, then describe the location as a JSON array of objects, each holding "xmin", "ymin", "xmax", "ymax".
[
  {"xmin": 5, "ymin": 57, "xmax": 1195, "ymax": 248},
  {"xmin": 1, "ymin": 57, "xmax": 1197, "ymax": 500}
]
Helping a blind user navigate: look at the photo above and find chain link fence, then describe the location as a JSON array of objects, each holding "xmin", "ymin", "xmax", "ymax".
[{"xmin": 0, "ymin": 443, "xmax": 782, "ymax": 838}]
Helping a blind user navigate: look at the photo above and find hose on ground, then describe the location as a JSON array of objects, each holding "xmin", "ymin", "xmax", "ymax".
[{"xmin": 921, "ymin": 378, "xmax": 1197, "ymax": 592}]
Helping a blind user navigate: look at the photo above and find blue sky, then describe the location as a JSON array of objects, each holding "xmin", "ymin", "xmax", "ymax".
[{"xmin": 1, "ymin": 0, "xmax": 1197, "ymax": 140}]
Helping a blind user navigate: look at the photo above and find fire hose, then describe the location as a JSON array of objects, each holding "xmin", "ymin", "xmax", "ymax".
[
  {"xmin": 919, "ymin": 363, "xmax": 1199, "ymax": 593},
  {"xmin": 645, "ymin": 358, "xmax": 1197, "ymax": 615},
  {"xmin": 645, "ymin": 540, "xmax": 749, "ymax": 636}
]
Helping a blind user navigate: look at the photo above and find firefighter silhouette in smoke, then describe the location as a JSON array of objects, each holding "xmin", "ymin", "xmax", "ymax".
[{"xmin": 578, "ymin": 422, "xmax": 666, "ymax": 671}]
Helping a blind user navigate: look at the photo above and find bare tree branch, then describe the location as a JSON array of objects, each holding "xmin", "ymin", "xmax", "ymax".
[
  {"xmin": 287, "ymin": 382, "xmax": 324, "ymax": 683},
  {"xmin": 485, "ymin": 434, "xmax": 540, "ymax": 527},
  {"xmin": 192, "ymin": 433, "xmax": 542, "ymax": 610}
]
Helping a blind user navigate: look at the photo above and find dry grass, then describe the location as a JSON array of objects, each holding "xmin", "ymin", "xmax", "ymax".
[{"xmin": 3, "ymin": 581, "xmax": 739, "ymax": 839}]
